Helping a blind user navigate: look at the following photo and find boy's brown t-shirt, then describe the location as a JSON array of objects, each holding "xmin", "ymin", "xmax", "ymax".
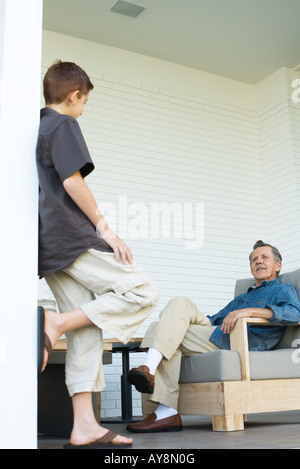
[{"xmin": 36, "ymin": 107, "xmax": 112, "ymax": 278}]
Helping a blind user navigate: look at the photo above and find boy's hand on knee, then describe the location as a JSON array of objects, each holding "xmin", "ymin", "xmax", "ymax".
[
  {"xmin": 109, "ymin": 235, "xmax": 133, "ymax": 265},
  {"xmin": 99, "ymin": 226, "xmax": 133, "ymax": 265}
]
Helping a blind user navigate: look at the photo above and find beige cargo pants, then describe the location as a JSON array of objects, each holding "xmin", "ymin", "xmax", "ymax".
[
  {"xmin": 140, "ymin": 296, "xmax": 220, "ymax": 414},
  {"xmin": 45, "ymin": 248, "xmax": 159, "ymax": 397}
]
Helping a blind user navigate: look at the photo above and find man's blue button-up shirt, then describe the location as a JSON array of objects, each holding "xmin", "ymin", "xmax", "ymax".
[{"xmin": 208, "ymin": 279, "xmax": 300, "ymax": 351}]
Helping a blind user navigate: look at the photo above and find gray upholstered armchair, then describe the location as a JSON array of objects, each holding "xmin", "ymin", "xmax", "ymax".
[{"xmin": 178, "ymin": 269, "xmax": 300, "ymax": 431}]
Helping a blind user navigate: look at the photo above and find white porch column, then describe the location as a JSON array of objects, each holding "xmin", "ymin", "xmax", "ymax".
[{"xmin": 0, "ymin": 0, "xmax": 43, "ymax": 449}]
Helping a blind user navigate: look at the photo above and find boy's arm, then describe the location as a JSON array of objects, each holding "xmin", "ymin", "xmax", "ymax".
[{"xmin": 63, "ymin": 171, "xmax": 133, "ymax": 264}]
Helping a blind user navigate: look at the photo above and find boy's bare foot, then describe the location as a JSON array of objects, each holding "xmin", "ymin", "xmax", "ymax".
[{"xmin": 42, "ymin": 307, "xmax": 94, "ymax": 372}]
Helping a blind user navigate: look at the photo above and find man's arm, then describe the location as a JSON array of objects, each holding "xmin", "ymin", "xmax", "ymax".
[
  {"xmin": 221, "ymin": 307, "xmax": 273, "ymax": 334},
  {"xmin": 63, "ymin": 171, "xmax": 133, "ymax": 264}
]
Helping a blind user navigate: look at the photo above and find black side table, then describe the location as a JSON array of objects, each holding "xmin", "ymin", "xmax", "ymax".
[{"xmin": 103, "ymin": 339, "xmax": 143, "ymax": 423}]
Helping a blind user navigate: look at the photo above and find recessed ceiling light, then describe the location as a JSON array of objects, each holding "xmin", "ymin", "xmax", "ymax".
[{"xmin": 110, "ymin": 0, "xmax": 147, "ymax": 19}]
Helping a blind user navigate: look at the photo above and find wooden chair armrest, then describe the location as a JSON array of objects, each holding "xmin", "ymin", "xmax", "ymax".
[
  {"xmin": 229, "ymin": 318, "xmax": 278, "ymax": 380},
  {"xmin": 239, "ymin": 318, "xmax": 272, "ymax": 325},
  {"xmin": 230, "ymin": 318, "xmax": 300, "ymax": 381},
  {"xmin": 240, "ymin": 318, "xmax": 300, "ymax": 326},
  {"xmin": 229, "ymin": 318, "xmax": 251, "ymax": 380}
]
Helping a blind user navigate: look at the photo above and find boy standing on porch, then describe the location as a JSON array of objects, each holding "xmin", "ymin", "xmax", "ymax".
[{"xmin": 36, "ymin": 60, "xmax": 159, "ymax": 448}]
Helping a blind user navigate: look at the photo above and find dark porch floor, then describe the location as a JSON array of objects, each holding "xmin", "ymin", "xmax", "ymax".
[{"xmin": 38, "ymin": 411, "xmax": 300, "ymax": 450}]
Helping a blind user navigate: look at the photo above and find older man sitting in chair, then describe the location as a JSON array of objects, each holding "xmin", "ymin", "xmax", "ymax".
[{"xmin": 127, "ymin": 240, "xmax": 300, "ymax": 433}]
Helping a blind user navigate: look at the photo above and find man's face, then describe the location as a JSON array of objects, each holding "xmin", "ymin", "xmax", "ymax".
[{"xmin": 250, "ymin": 246, "xmax": 282, "ymax": 285}]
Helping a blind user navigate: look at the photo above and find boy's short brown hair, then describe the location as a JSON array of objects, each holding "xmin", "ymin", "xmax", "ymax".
[{"xmin": 43, "ymin": 60, "xmax": 94, "ymax": 105}]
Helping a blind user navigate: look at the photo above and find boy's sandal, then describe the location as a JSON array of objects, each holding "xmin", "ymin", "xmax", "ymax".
[
  {"xmin": 37, "ymin": 306, "xmax": 53, "ymax": 376},
  {"xmin": 63, "ymin": 430, "xmax": 132, "ymax": 449}
]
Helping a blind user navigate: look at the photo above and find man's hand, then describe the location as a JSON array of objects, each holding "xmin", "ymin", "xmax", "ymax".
[
  {"xmin": 221, "ymin": 308, "xmax": 273, "ymax": 334},
  {"xmin": 221, "ymin": 309, "xmax": 248, "ymax": 334}
]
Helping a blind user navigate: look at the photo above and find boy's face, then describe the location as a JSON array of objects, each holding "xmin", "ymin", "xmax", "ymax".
[{"xmin": 69, "ymin": 92, "xmax": 89, "ymax": 119}]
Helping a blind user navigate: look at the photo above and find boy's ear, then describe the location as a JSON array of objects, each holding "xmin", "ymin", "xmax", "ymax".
[{"xmin": 68, "ymin": 90, "xmax": 80, "ymax": 104}]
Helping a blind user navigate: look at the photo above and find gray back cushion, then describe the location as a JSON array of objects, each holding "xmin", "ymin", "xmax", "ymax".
[
  {"xmin": 234, "ymin": 268, "xmax": 300, "ymax": 300},
  {"xmin": 234, "ymin": 268, "xmax": 300, "ymax": 349}
]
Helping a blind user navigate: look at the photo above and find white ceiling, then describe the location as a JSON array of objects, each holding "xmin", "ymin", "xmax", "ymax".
[{"xmin": 43, "ymin": 0, "xmax": 300, "ymax": 84}]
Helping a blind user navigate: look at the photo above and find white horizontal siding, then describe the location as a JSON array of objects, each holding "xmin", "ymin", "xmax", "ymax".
[{"xmin": 258, "ymin": 94, "xmax": 300, "ymax": 272}]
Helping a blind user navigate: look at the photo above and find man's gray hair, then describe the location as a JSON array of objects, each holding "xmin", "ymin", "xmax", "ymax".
[{"xmin": 249, "ymin": 240, "xmax": 282, "ymax": 264}]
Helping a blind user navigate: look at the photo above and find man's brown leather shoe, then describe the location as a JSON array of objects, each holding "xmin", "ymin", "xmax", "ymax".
[
  {"xmin": 128, "ymin": 365, "xmax": 154, "ymax": 393},
  {"xmin": 126, "ymin": 412, "xmax": 183, "ymax": 433}
]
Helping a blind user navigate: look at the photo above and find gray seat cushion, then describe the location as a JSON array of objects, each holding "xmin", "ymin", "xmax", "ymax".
[
  {"xmin": 179, "ymin": 350, "xmax": 242, "ymax": 383},
  {"xmin": 179, "ymin": 348, "xmax": 300, "ymax": 383},
  {"xmin": 249, "ymin": 349, "xmax": 300, "ymax": 379}
]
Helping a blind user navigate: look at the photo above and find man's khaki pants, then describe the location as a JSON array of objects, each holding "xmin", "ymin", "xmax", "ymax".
[
  {"xmin": 45, "ymin": 249, "xmax": 159, "ymax": 397},
  {"xmin": 141, "ymin": 297, "xmax": 219, "ymax": 414}
]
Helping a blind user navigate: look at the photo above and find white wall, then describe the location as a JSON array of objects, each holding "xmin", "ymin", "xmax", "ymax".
[
  {"xmin": 256, "ymin": 68, "xmax": 300, "ymax": 272},
  {"xmin": 0, "ymin": 0, "xmax": 43, "ymax": 449},
  {"xmin": 40, "ymin": 30, "xmax": 299, "ymax": 418}
]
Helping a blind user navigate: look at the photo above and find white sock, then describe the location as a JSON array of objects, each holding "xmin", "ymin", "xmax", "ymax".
[
  {"xmin": 155, "ymin": 403, "xmax": 178, "ymax": 421},
  {"xmin": 142, "ymin": 347, "xmax": 163, "ymax": 375}
]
